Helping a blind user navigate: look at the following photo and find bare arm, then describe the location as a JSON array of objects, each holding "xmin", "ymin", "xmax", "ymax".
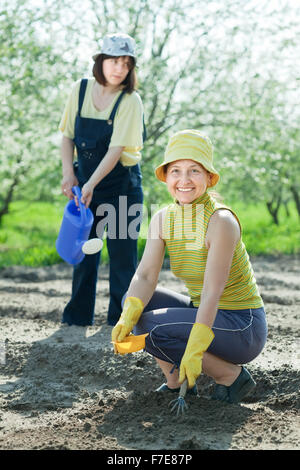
[
  {"xmin": 195, "ymin": 210, "xmax": 241, "ymax": 327},
  {"xmin": 126, "ymin": 209, "xmax": 166, "ymax": 306},
  {"xmin": 60, "ymin": 136, "xmax": 78, "ymax": 199},
  {"xmin": 81, "ymin": 146, "xmax": 124, "ymax": 207}
]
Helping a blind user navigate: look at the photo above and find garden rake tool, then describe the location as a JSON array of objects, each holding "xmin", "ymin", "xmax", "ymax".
[{"xmin": 169, "ymin": 379, "xmax": 188, "ymax": 416}]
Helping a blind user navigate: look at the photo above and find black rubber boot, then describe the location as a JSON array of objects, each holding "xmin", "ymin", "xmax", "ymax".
[{"xmin": 211, "ymin": 367, "xmax": 256, "ymax": 404}]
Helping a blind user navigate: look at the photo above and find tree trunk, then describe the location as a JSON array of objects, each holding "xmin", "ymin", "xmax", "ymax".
[
  {"xmin": 0, "ymin": 176, "xmax": 19, "ymax": 225},
  {"xmin": 290, "ymin": 185, "xmax": 300, "ymax": 218},
  {"xmin": 283, "ymin": 201, "xmax": 290, "ymax": 218},
  {"xmin": 266, "ymin": 191, "xmax": 282, "ymax": 225}
]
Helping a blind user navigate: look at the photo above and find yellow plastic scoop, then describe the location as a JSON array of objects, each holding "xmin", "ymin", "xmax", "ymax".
[{"xmin": 113, "ymin": 333, "xmax": 149, "ymax": 354}]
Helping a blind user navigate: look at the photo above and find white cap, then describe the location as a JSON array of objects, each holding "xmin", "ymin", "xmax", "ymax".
[{"xmin": 93, "ymin": 33, "xmax": 136, "ymax": 61}]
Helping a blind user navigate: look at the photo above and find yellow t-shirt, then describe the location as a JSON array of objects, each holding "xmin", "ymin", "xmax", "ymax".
[{"xmin": 59, "ymin": 78, "xmax": 144, "ymax": 166}]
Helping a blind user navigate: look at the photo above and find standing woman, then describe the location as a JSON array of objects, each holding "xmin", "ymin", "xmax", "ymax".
[
  {"xmin": 59, "ymin": 33, "xmax": 145, "ymax": 326},
  {"xmin": 112, "ymin": 130, "xmax": 268, "ymax": 404}
]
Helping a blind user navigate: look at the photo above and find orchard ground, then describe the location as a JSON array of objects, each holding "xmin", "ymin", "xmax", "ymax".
[{"xmin": 0, "ymin": 255, "xmax": 299, "ymax": 450}]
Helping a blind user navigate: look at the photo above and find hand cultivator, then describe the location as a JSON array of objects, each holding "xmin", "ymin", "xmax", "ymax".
[{"xmin": 169, "ymin": 380, "xmax": 188, "ymax": 415}]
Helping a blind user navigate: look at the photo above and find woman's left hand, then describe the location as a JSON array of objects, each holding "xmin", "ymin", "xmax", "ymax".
[
  {"xmin": 81, "ymin": 181, "xmax": 94, "ymax": 208},
  {"xmin": 179, "ymin": 323, "xmax": 215, "ymax": 388}
]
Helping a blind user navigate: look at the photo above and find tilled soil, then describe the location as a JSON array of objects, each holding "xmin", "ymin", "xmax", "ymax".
[{"xmin": 0, "ymin": 256, "xmax": 299, "ymax": 450}]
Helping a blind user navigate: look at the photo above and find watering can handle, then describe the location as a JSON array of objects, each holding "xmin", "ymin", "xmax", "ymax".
[{"xmin": 72, "ymin": 186, "xmax": 87, "ymax": 224}]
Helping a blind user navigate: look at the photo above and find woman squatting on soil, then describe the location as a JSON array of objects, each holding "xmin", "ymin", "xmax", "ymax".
[
  {"xmin": 59, "ymin": 33, "xmax": 145, "ymax": 326},
  {"xmin": 112, "ymin": 129, "xmax": 268, "ymax": 404}
]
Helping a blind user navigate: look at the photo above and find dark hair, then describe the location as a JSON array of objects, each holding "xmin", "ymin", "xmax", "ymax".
[{"xmin": 93, "ymin": 54, "xmax": 137, "ymax": 93}]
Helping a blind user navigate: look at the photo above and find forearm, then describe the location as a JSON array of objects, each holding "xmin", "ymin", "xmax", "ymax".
[
  {"xmin": 195, "ymin": 262, "xmax": 227, "ymax": 327},
  {"xmin": 126, "ymin": 233, "xmax": 165, "ymax": 308},
  {"xmin": 195, "ymin": 211, "xmax": 240, "ymax": 328},
  {"xmin": 126, "ymin": 270, "xmax": 159, "ymax": 308},
  {"xmin": 61, "ymin": 136, "xmax": 75, "ymax": 177},
  {"xmin": 60, "ymin": 136, "xmax": 78, "ymax": 198},
  {"xmin": 195, "ymin": 293, "xmax": 220, "ymax": 328},
  {"xmin": 119, "ymin": 210, "xmax": 165, "ymax": 310},
  {"xmin": 88, "ymin": 146, "xmax": 124, "ymax": 188}
]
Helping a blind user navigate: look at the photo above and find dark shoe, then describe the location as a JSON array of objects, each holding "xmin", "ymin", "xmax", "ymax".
[
  {"xmin": 155, "ymin": 383, "xmax": 198, "ymax": 396},
  {"xmin": 211, "ymin": 367, "xmax": 256, "ymax": 404}
]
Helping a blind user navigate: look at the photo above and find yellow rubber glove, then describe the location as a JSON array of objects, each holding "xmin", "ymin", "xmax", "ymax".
[
  {"xmin": 111, "ymin": 297, "xmax": 144, "ymax": 349},
  {"xmin": 179, "ymin": 323, "xmax": 215, "ymax": 388}
]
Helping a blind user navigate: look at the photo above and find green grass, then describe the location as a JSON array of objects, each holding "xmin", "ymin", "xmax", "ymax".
[
  {"xmin": 228, "ymin": 200, "xmax": 300, "ymax": 256},
  {"xmin": 0, "ymin": 199, "xmax": 64, "ymax": 267},
  {"xmin": 0, "ymin": 198, "xmax": 298, "ymax": 268}
]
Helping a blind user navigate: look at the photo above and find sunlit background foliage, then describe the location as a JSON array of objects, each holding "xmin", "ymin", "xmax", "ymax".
[{"xmin": 0, "ymin": 0, "xmax": 299, "ymax": 265}]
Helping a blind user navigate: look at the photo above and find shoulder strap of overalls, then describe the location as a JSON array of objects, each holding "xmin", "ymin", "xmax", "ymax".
[
  {"xmin": 108, "ymin": 90, "xmax": 147, "ymax": 142},
  {"xmin": 78, "ymin": 79, "xmax": 88, "ymax": 116},
  {"xmin": 109, "ymin": 90, "xmax": 126, "ymax": 122}
]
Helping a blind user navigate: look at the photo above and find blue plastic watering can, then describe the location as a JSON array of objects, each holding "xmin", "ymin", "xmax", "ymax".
[{"xmin": 56, "ymin": 186, "xmax": 102, "ymax": 265}]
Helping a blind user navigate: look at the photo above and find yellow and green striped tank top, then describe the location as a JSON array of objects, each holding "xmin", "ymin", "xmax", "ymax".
[{"xmin": 162, "ymin": 192, "xmax": 263, "ymax": 309}]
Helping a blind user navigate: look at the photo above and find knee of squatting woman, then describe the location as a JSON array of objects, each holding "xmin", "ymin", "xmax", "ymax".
[{"xmin": 111, "ymin": 129, "xmax": 268, "ymax": 404}]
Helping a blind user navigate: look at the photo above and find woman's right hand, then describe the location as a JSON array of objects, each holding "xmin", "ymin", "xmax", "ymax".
[
  {"xmin": 61, "ymin": 173, "xmax": 78, "ymax": 200},
  {"xmin": 111, "ymin": 297, "xmax": 144, "ymax": 352},
  {"xmin": 81, "ymin": 181, "xmax": 94, "ymax": 208}
]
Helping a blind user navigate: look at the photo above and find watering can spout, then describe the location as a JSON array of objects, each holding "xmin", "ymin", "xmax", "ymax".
[{"xmin": 56, "ymin": 186, "xmax": 103, "ymax": 265}]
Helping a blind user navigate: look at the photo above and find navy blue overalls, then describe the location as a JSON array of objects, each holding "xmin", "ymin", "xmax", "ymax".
[{"xmin": 62, "ymin": 79, "xmax": 144, "ymax": 326}]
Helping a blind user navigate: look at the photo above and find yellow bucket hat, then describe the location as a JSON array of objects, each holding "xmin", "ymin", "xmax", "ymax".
[{"xmin": 155, "ymin": 129, "xmax": 220, "ymax": 187}]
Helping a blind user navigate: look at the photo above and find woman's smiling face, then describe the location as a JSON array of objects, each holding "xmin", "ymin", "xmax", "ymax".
[{"xmin": 165, "ymin": 159, "xmax": 211, "ymax": 205}]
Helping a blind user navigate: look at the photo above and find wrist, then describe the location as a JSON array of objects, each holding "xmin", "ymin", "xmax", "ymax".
[
  {"xmin": 192, "ymin": 322, "xmax": 214, "ymax": 335},
  {"xmin": 194, "ymin": 322, "xmax": 213, "ymax": 330},
  {"xmin": 85, "ymin": 178, "xmax": 96, "ymax": 190},
  {"xmin": 62, "ymin": 166, "xmax": 75, "ymax": 178},
  {"xmin": 188, "ymin": 323, "xmax": 215, "ymax": 350},
  {"xmin": 121, "ymin": 297, "xmax": 144, "ymax": 323},
  {"xmin": 123, "ymin": 296, "xmax": 144, "ymax": 310}
]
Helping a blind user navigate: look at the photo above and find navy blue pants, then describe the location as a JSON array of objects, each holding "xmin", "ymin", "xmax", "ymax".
[
  {"xmin": 133, "ymin": 286, "xmax": 268, "ymax": 367},
  {"xmin": 63, "ymin": 186, "xmax": 143, "ymax": 326}
]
